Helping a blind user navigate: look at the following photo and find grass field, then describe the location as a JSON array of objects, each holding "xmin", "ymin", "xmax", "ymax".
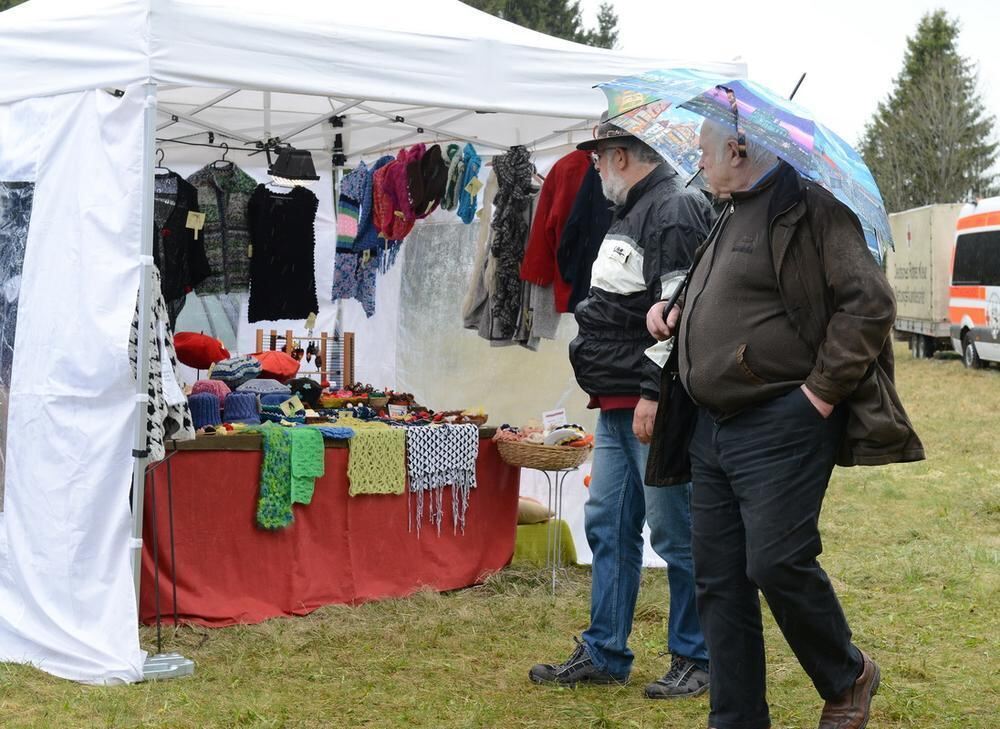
[{"xmin": 2, "ymin": 346, "xmax": 998, "ymax": 728}]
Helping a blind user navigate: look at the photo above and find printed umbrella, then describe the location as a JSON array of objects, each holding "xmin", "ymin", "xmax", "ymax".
[{"xmin": 598, "ymin": 68, "xmax": 892, "ymax": 262}]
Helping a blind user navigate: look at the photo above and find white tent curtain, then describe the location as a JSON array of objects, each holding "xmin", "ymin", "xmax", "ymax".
[{"xmin": 0, "ymin": 87, "xmax": 146, "ymax": 684}]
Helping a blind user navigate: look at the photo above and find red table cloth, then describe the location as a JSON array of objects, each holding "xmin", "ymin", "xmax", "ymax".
[{"xmin": 140, "ymin": 439, "xmax": 519, "ymax": 626}]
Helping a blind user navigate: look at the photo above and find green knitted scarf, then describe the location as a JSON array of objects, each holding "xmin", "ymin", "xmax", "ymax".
[{"xmin": 347, "ymin": 426, "xmax": 406, "ymax": 496}]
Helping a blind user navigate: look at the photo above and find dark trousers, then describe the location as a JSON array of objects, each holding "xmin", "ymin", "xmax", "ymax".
[{"xmin": 689, "ymin": 388, "xmax": 863, "ymax": 729}]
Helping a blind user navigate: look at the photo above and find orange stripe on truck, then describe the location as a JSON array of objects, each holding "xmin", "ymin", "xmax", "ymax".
[
  {"xmin": 957, "ymin": 212, "xmax": 1000, "ymax": 230},
  {"xmin": 949, "ymin": 306, "xmax": 987, "ymax": 325},
  {"xmin": 950, "ymin": 285, "xmax": 985, "ymax": 298}
]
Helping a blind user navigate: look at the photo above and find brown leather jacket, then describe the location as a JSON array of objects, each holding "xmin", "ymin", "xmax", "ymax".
[{"xmin": 649, "ymin": 164, "xmax": 924, "ymax": 483}]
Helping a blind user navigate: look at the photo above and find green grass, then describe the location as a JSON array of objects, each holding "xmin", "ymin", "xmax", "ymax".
[{"xmin": 2, "ymin": 346, "xmax": 998, "ymax": 728}]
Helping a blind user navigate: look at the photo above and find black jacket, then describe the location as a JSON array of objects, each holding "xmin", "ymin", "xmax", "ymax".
[
  {"xmin": 648, "ymin": 164, "xmax": 923, "ymax": 486},
  {"xmin": 152, "ymin": 172, "xmax": 211, "ymax": 326},
  {"xmin": 569, "ymin": 165, "xmax": 714, "ymax": 400},
  {"xmin": 557, "ymin": 166, "xmax": 613, "ymax": 312}
]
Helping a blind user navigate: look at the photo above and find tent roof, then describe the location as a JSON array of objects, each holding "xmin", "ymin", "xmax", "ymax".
[{"xmin": 0, "ymin": 0, "xmax": 744, "ymax": 154}]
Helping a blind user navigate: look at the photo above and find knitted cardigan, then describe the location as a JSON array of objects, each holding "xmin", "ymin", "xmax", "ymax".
[{"xmin": 186, "ymin": 163, "xmax": 259, "ymax": 295}]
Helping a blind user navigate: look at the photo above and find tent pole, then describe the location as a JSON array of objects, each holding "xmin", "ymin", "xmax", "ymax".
[
  {"xmin": 131, "ymin": 82, "xmax": 197, "ymax": 681},
  {"xmin": 155, "ymin": 104, "xmax": 257, "ymax": 144},
  {"xmin": 279, "ymin": 100, "xmax": 363, "ymax": 143},
  {"xmin": 129, "ymin": 82, "xmax": 157, "ymax": 609},
  {"xmin": 156, "ymin": 88, "xmax": 241, "ymax": 132}
]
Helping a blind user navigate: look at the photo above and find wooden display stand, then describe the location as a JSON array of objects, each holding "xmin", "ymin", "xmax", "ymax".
[{"xmin": 254, "ymin": 329, "xmax": 355, "ymax": 387}]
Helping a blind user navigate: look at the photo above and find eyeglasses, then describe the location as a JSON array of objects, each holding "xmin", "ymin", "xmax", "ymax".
[{"xmin": 590, "ymin": 145, "xmax": 628, "ymax": 167}]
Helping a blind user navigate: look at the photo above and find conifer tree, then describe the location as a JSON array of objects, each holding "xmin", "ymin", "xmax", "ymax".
[
  {"xmin": 462, "ymin": 0, "xmax": 619, "ymax": 49},
  {"xmin": 860, "ymin": 10, "xmax": 997, "ymax": 211}
]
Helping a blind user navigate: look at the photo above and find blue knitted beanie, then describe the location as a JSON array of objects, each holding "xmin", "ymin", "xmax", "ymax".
[
  {"xmin": 223, "ymin": 392, "xmax": 260, "ymax": 425},
  {"xmin": 189, "ymin": 392, "xmax": 222, "ymax": 430},
  {"xmin": 260, "ymin": 392, "xmax": 291, "ymax": 407}
]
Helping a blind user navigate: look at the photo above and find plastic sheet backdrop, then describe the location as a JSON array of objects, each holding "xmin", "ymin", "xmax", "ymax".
[
  {"xmin": 396, "ymin": 217, "xmax": 595, "ymax": 432},
  {"xmin": 0, "ymin": 182, "xmax": 33, "ymax": 510}
]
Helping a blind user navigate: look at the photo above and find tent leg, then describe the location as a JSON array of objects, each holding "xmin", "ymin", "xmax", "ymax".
[
  {"xmin": 129, "ymin": 82, "xmax": 157, "ymax": 608},
  {"xmin": 130, "ymin": 82, "xmax": 195, "ymax": 681}
]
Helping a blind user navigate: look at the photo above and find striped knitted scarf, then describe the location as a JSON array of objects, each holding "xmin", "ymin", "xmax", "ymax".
[{"xmin": 489, "ymin": 146, "xmax": 535, "ymax": 339}]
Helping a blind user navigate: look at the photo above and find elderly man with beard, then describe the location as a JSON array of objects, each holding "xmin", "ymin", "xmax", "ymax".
[{"xmin": 529, "ymin": 114, "xmax": 714, "ymax": 699}]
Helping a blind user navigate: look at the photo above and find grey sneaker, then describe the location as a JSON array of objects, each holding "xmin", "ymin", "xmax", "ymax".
[
  {"xmin": 529, "ymin": 637, "xmax": 627, "ymax": 686},
  {"xmin": 644, "ymin": 655, "xmax": 710, "ymax": 699}
]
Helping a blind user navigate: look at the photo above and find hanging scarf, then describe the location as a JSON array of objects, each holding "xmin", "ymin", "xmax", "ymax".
[
  {"xmin": 488, "ymin": 145, "xmax": 535, "ymax": 340},
  {"xmin": 256, "ymin": 424, "xmax": 294, "ymax": 529},
  {"xmin": 290, "ymin": 427, "xmax": 325, "ymax": 504},
  {"xmin": 347, "ymin": 425, "xmax": 407, "ymax": 496},
  {"xmin": 406, "ymin": 424, "xmax": 479, "ymax": 537},
  {"xmin": 441, "ymin": 144, "xmax": 463, "ymax": 210}
]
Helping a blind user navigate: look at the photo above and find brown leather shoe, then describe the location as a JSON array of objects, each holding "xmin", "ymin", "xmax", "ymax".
[{"xmin": 818, "ymin": 650, "xmax": 880, "ymax": 729}]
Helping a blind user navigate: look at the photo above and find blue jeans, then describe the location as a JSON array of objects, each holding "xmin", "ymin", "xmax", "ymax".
[{"xmin": 581, "ymin": 408, "xmax": 708, "ymax": 679}]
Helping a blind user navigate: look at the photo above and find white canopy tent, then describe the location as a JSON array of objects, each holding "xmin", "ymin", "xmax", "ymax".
[{"xmin": 0, "ymin": 0, "xmax": 744, "ymax": 684}]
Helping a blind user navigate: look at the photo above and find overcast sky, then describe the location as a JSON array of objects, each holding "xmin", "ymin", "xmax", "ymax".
[{"xmin": 579, "ymin": 0, "xmax": 999, "ymax": 148}]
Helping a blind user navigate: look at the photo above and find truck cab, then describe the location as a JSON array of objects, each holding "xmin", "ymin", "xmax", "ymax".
[{"xmin": 949, "ymin": 196, "xmax": 1000, "ymax": 368}]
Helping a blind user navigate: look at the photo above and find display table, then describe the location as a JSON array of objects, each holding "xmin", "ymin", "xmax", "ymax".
[{"xmin": 139, "ymin": 433, "xmax": 519, "ymax": 627}]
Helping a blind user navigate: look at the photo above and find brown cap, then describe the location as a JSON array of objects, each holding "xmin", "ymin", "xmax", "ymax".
[{"xmin": 576, "ymin": 111, "xmax": 633, "ymax": 151}]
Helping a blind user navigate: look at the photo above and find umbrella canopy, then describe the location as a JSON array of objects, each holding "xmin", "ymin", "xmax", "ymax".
[{"xmin": 599, "ymin": 68, "xmax": 892, "ymax": 262}]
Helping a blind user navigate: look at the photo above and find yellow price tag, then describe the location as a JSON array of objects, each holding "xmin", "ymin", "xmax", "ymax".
[
  {"xmin": 464, "ymin": 177, "xmax": 484, "ymax": 197},
  {"xmin": 279, "ymin": 395, "xmax": 304, "ymax": 417},
  {"xmin": 186, "ymin": 211, "xmax": 206, "ymax": 239}
]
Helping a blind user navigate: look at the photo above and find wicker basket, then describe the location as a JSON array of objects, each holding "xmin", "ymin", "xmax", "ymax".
[
  {"xmin": 369, "ymin": 396, "xmax": 389, "ymax": 408},
  {"xmin": 496, "ymin": 439, "xmax": 591, "ymax": 470}
]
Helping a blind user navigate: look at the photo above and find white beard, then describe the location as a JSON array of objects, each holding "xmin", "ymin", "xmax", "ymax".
[{"xmin": 600, "ymin": 166, "xmax": 629, "ymax": 206}]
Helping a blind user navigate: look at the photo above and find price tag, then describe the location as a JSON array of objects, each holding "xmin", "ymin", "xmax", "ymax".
[
  {"xmin": 185, "ymin": 211, "xmax": 206, "ymax": 240},
  {"xmin": 542, "ymin": 408, "xmax": 567, "ymax": 433},
  {"xmin": 279, "ymin": 395, "xmax": 304, "ymax": 417},
  {"xmin": 464, "ymin": 177, "xmax": 484, "ymax": 197},
  {"xmin": 304, "ymin": 312, "xmax": 317, "ymax": 330}
]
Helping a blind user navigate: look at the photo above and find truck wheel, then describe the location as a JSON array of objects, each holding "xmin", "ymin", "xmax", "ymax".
[
  {"xmin": 911, "ymin": 335, "xmax": 934, "ymax": 359},
  {"xmin": 963, "ymin": 336, "xmax": 983, "ymax": 369}
]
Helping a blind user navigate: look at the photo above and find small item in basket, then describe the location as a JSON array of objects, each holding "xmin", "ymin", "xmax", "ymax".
[{"xmin": 543, "ymin": 425, "xmax": 586, "ymax": 446}]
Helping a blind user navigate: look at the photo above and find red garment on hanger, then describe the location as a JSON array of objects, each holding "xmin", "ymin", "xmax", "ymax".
[{"xmin": 519, "ymin": 149, "xmax": 591, "ymax": 313}]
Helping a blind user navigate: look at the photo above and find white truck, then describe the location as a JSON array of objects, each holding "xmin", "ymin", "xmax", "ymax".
[{"xmin": 885, "ymin": 204, "xmax": 964, "ymax": 358}]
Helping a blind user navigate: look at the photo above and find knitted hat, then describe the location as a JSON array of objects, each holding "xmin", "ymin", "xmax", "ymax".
[
  {"xmin": 287, "ymin": 377, "xmax": 323, "ymax": 409},
  {"xmin": 223, "ymin": 392, "xmax": 261, "ymax": 425},
  {"xmin": 250, "ymin": 350, "xmax": 300, "ymax": 383},
  {"xmin": 261, "ymin": 403, "xmax": 306, "ymax": 424},
  {"xmin": 372, "ymin": 145, "xmax": 423, "ymax": 241},
  {"xmin": 457, "ymin": 143, "xmax": 482, "ymax": 224},
  {"xmin": 188, "ymin": 392, "xmax": 222, "ymax": 430},
  {"xmin": 337, "ymin": 160, "xmax": 369, "ymax": 250},
  {"xmin": 211, "ymin": 355, "xmax": 262, "ymax": 388},
  {"xmin": 191, "ymin": 378, "xmax": 231, "ymax": 400},
  {"xmin": 237, "ymin": 378, "xmax": 293, "ymax": 396},
  {"xmin": 441, "ymin": 144, "xmax": 463, "ymax": 210},
  {"xmin": 354, "ymin": 155, "xmax": 394, "ymax": 252},
  {"xmin": 408, "ymin": 144, "xmax": 448, "ymax": 219},
  {"xmin": 260, "ymin": 392, "xmax": 292, "ymax": 407}
]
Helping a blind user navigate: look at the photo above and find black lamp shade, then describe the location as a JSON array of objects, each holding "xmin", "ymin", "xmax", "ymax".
[{"xmin": 268, "ymin": 148, "xmax": 320, "ymax": 181}]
